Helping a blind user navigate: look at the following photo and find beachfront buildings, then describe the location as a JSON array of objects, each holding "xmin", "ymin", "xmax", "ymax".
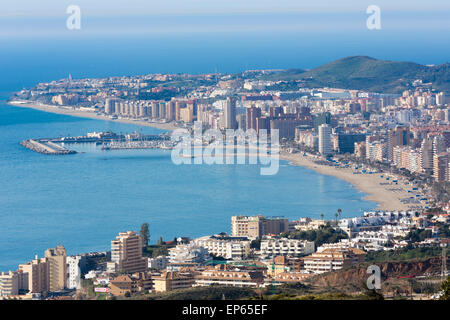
[
  {"xmin": 303, "ymin": 248, "xmax": 366, "ymax": 274},
  {"xmin": 18, "ymin": 258, "xmax": 49, "ymax": 294},
  {"xmin": 16, "ymin": 245, "xmax": 68, "ymax": 294},
  {"xmin": 231, "ymin": 215, "xmax": 289, "ymax": 239},
  {"xmin": 259, "ymin": 238, "xmax": 315, "ymax": 258},
  {"xmin": 110, "ymin": 231, "xmax": 148, "ymax": 274}
]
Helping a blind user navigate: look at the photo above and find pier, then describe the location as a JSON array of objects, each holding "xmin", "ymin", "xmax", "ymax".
[{"xmin": 20, "ymin": 139, "xmax": 77, "ymax": 155}]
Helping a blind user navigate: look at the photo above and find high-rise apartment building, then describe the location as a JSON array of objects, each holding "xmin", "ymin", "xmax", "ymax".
[
  {"xmin": 0, "ymin": 271, "xmax": 24, "ymax": 297},
  {"xmin": 111, "ymin": 231, "xmax": 148, "ymax": 274},
  {"xmin": 19, "ymin": 257, "xmax": 49, "ymax": 294},
  {"xmin": 420, "ymin": 138, "xmax": 434, "ymax": 173},
  {"xmin": 318, "ymin": 124, "xmax": 332, "ymax": 156},
  {"xmin": 388, "ymin": 125, "xmax": 410, "ymax": 161},
  {"xmin": 224, "ymin": 97, "xmax": 237, "ymax": 129},
  {"xmin": 44, "ymin": 245, "xmax": 67, "ymax": 292},
  {"xmin": 66, "ymin": 256, "xmax": 82, "ymax": 289},
  {"xmin": 433, "ymin": 153, "xmax": 449, "ymax": 182},
  {"xmin": 436, "ymin": 92, "xmax": 446, "ymax": 106},
  {"xmin": 246, "ymin": 106, "xmax": 261, "ymax": 131}
]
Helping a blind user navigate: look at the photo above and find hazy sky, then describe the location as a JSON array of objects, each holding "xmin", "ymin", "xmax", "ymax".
[
  {"xmin": 1, "ymin": 0, "xmax": 450, "ymax": 16},
  {"xmin": 0, "ymin": 0, "xmax": 448, "ymax": 37}
]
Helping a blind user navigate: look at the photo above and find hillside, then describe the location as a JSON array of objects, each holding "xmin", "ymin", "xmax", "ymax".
[
  {"xmin": 303, "ymin": 256, "xmax": 446, "ymax": 296},
  {"xmin": 259, "ymin": 56, "xmax": 450, "ymax": 94}
]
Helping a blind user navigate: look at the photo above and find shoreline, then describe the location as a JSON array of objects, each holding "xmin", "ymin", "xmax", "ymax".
[
  {"xmin": 7, "ymin": 100, "xmax": 179, "ymax": 132},
  {"xmin": 280, "ymin": 152, "xmax": 423, "ymax": 212},
  {"xmin": 8, "ymin": 100, "xmax": 422, "ymax": 212}
]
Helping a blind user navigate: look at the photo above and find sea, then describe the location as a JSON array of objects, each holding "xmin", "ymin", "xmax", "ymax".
[{"xmin": 0, "ymin": 17, "xmax": 448, "ymax": 271}]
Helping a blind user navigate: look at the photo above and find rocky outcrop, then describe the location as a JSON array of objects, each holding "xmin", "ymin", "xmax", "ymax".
[{"xmin": 309, "ymin": 257, "xmax": 445, "ymax": 289}]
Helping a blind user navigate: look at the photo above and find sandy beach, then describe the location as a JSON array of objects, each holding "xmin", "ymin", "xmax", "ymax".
[
  {"xmin": 8, "ymin": 100, "xmax": 178, "ymax": 132},
  {"xmin": 281, "ymin": 151, "xmax": 424, "ymax": 211},
  {"xmin": 8, "ymin": 100, "xmax": 423, "ymax": 211}
]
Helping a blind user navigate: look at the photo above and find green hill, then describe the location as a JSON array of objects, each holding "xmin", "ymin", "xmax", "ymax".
[{"xmin": 259, "ymin": 56, "xmax": 449, "ymax": 94}]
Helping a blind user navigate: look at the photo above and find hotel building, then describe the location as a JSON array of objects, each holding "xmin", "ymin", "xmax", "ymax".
[
  {"xmin": 110, "ymin": 231, "xmax": 148, "ymax": 274},
  {"xmin": 231, "ymin": 215, "xmax": 289, "ymax": 239},
  {"xmin": 259, "ymin": 238, "xmax": 315, "ymax": 258},
  {"xmin": 193, "ymin": 235, "xmax": 251, "ymax": 260},
  {"xmin": 303, "ymin": 248, "xmax": 366, "ymax": 274}
]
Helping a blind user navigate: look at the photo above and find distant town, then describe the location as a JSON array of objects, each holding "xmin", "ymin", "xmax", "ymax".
[{"xmin": 4, "ymin": 60, "xmax": 450, "ymax": 300}]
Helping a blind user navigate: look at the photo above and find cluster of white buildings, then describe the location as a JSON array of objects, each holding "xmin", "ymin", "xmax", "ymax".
[
  {"xmin": 192, "ymin": 235, "xmax": 251, "ymax": 260},
  {"xmin": 258, "ymin": 238, "xmax": 315, "ymax": 258}
]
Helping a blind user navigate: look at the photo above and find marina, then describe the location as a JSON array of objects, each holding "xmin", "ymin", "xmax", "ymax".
[{"xmin": 20, "ymin": 131, "xmax": 172, "ymax": 154}]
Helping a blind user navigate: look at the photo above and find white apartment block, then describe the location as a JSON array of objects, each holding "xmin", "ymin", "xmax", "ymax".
[
  {"xmin": 168, "ymin": 243, "xmax": 209, "ymax": 264},
  {"xmin": 148, "ymin": 256, "xmax": 169, "ymax": 270},
  {"xmin": 0, "ymin": 271, "xmax": 21, "ymax": 297},
  {"xmin": 303, "ymin": 248, "xmax": 366, "ymax": 274},
  {"xmin": 66, "ymin": 256, "xmax": 82, "ymax": 289},
  {"xmin": 317, "ymin": 239, "xmax": 360, "ymax": 252},
  {"xmin": 318, "ymin": 123, "xmax": 332, "ymax": 156},
  {"xmin": 259, "ymin": 238, "xmax": 315, "ymax": 258},
  {"xmin": 193, "ymin": 236, "xmax": 251, "ymax": 260},
  {"xmin": 352, "ymin": 231, "xmax": 393, "ymax": 246}
]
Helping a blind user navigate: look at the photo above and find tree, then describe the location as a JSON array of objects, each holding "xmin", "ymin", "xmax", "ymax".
[
  {"xmin": 441, "ymin": 276, "xmax": 450, "ymax": 300},
  {"xmin": 124, "ymin": 291, "xmax": 131, "ymax": 298},
  {"xmin": 337, "ymin": 208, "xmax": 342, "ymax": 220},
  {"xmin": 320, "ymin": 213, "xmax": 324, "ymax": 221},
  {"xmin": 140, "ymin": 222, "xmax": 150, "ymax": 247}
]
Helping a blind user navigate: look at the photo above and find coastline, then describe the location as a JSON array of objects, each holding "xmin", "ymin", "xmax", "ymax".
[
  {"xmin": 8, "ymin": 100, "xmax": 421, "ymax": 212},
  {"xmin": 8, "ymin": 100, "xmax": 178, "ymax": 132},
  {"xmin": 280, "ymin": 152, "xmax": 422, "ymax": 212}
]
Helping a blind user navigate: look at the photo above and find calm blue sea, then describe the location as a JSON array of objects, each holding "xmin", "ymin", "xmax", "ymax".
[{"xmin": 0, "ymin": 23, "xmax": 448, "ymax": 271}]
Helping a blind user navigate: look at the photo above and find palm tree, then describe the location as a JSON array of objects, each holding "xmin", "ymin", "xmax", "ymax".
[
  {"xmin": 337, "ymin": 208, "xmax": 342, "ymax": 220},
  {"xmin": 320, "ymin": 213, "xmax": 324, "ymax": 221},
  {"xmin": 334, "ymin": 212, "xmax": 339, "ymax": 224}
]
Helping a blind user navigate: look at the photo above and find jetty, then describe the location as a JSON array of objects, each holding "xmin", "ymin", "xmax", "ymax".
[{"xmin": 20, "ymin": 139, "xmax": 77, "ymax": 155}]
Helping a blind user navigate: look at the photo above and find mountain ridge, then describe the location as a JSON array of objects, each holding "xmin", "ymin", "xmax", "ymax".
[{"xmin": 258, "ymin": 56, "xmax": 449, "ymax": 94}]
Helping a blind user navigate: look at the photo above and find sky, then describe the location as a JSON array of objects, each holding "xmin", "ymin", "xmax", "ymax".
[
  {"xmin": 0, "ymin": 0, "xmax": 448, "ymax": 73},
  {"xmin": 1, "ymin": 0, "xmax": 450, "ymax": 16},
  {"xmin": 0, "ymin": 0, "xmax": 448, "ymax": 38}
]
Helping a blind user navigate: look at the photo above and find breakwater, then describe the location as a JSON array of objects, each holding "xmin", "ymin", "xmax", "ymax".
[{"xmin": 20, "ymin": 139, "xmax": 77, "ymax": 155}]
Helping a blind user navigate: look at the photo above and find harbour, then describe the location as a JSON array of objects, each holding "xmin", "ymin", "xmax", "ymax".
[{"xmin": 20, "ymin": 131, "xmax": 172, "ymax": 154}]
